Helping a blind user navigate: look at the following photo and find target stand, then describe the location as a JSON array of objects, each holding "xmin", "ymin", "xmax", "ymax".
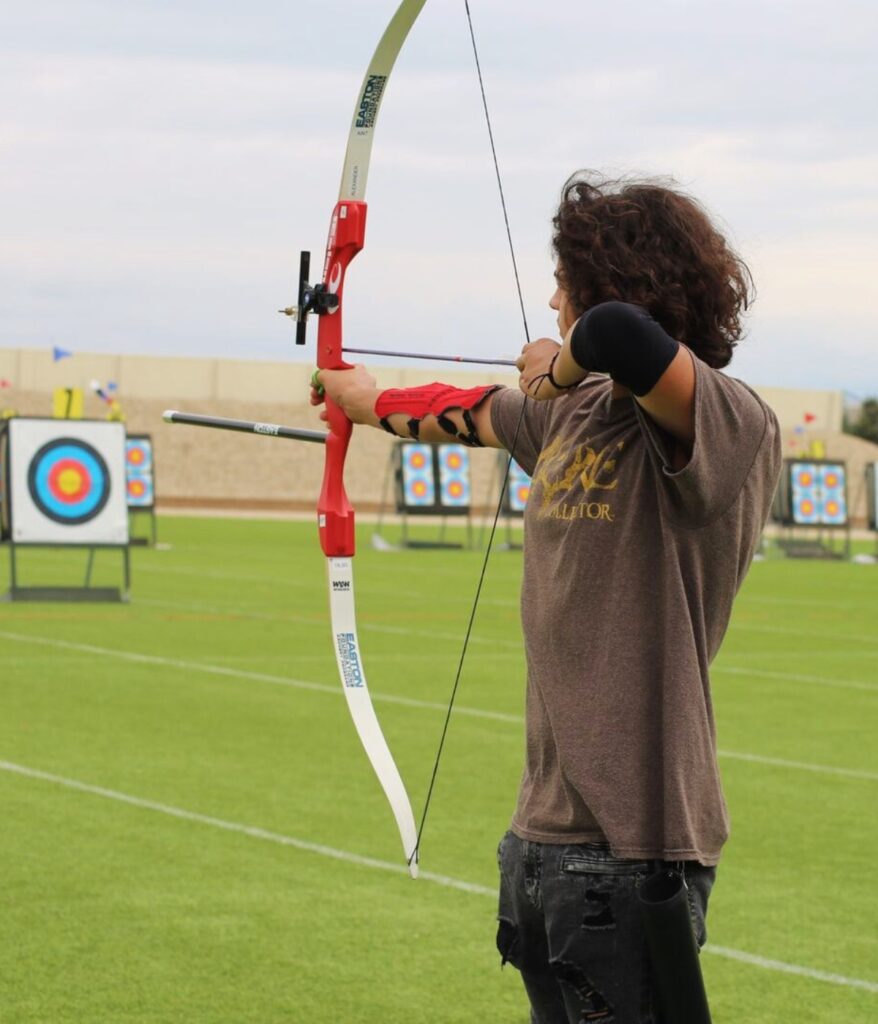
[
  {"xmin": 771, "ymin": 458, "xmax": 851, "ymax": 560},
  {"xmin": 373, "ymin": 442, "xmax": 474, "ymax": 550},
  {"xmin": 125, "ymin": 434, "xmax": 157, "ymax": 547},
  {"xmin": 0, "ymin": 418, "xmax": 130, "ymax": 601}
]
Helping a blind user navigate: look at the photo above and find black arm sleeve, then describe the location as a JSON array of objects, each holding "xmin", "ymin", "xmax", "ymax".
[{"xmin": 568, "ymin": 301, "xmax": 681, "ymax": 397}]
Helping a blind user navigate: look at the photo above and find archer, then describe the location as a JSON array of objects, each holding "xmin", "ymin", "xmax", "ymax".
[{"xmin": 312, "ymin": 171, "xmax": 781, "ymax": 1024}]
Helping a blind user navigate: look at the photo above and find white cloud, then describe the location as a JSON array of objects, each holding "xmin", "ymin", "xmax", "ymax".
[{"xmin": 1, "ymin": 1, "xmax": 876, "ymax": 392}]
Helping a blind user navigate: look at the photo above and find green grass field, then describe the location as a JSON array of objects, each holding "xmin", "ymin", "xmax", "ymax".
[{"xmin": 1, "ymin": 516, "xmax": 876, "ymax": 1023}]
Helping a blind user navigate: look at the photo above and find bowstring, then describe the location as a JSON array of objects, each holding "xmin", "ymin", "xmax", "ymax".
[{"xmin": 411, "ymin": 0, "xmax": 535, "ymax": 869}]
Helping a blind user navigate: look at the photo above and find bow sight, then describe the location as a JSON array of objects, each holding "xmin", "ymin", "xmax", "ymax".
[{"xmin": 278, "ymin": 251, "xmax": 339, "ymax": 346}]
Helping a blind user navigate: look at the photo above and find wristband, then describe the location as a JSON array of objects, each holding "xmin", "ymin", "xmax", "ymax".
[{"xmin": 546, "ymin": 352, "xmax": 578, "ymax": 390}]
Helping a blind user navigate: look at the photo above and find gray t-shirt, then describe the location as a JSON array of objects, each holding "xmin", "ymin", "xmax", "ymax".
[{"xmin": 491, "ymin": 356, "xmax": 782, "ymax": 865}]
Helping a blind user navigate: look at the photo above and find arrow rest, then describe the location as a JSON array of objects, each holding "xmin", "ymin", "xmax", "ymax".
[{"xmin": 278, "ymin": 250, "xmax": 340, "ymax": 345}]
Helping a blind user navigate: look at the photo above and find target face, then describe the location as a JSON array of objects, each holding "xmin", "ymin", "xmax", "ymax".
[
  {"xmin": 27, "ymin": 439, "xmax": 110, "ymax": 524},
  {"xmin": 400, "ymin": 444, "xmax": 436, "ymax": 508},
  {"xmin": 8, "ymin": 418, "xmax": 128, "ymax": 544},
  {"xmin": 505, "ymin": 458, "xmax": 532, "ymax": 514},
  {"xmin": 789, "ymin": 460, "xmax": 848, "ymax": 526},
  {"xmin": 126, "ymin": 437, "xmax": 153, "ymax": 473},
  {"xmin": 438, "ymin": 445, "xmax": 470, "ymax": 508},
  {"xmin": 126, "ymin": 474, "xmax": 154, "ymax": 507},
  {"xmin": 125, "ymin": 435, "xmax": 155, "ymax": 509},
  {"xmin": 817, "ymin": 463, "xmax": 847, "ymax": 525}
]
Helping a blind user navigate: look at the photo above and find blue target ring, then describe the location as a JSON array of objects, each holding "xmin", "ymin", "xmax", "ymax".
[{"xmin": 27, "ymin": 438, "xmax": 111, "ymax": 525}]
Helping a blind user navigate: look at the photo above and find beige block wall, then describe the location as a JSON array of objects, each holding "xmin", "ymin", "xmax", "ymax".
[
  {"xmin": 755, "ymin": 386, "xmax": 845, "ymax": 433},
  {"xmin": 0, "ymin": 349, "xmax": 508, "ymax": 513},
  {"xmin": 2, "ymin": 346, "xmax": 874, "ymax": 521}
]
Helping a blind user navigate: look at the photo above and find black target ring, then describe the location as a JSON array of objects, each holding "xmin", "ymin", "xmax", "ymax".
[{"xmin": 27, "ymin": 437, "xmax": 111, "ymax": 525}]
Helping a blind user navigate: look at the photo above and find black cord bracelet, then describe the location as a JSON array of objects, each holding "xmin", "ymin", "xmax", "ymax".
[{"xmin": 546, "ymin": 352, "xmax": 578, "ymax": 390}]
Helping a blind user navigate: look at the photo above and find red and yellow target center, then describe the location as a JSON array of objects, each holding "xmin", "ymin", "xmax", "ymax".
[
  {"xmin": 412, "ymin": 481, "xmax": 428, "ymax": 497},
  {"xmin": 449, "ymin": 481, "xmax": 463, "ymax": 497},
  {"xmin": 129, "ymin": 479, "xmax": 145, "ymax": 497},
  {"xmin": 128, "ymin": 449, "xmax": 145, "ymax": 465},
  {"xmin": 798, "ymin": 473, "xmax": 813, "ymax": 486},
  {"xmin": 49, "ymin": 460, "xmax": 90, "ymax": 503},
  {"xmin": 800, "ymin": 500, "xmax": 815, "ymax": 515},
  {"xmin": 825, "ymin": 501, "xmax": 839, "ymax": 516}
]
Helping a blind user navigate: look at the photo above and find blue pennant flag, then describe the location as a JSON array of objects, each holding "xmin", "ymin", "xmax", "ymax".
[{"xmin": 52, "ymin": 346, "xmax": 73, "ymax": 363}]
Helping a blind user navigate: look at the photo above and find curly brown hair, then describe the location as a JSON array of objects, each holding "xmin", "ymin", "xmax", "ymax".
[{"xmin": 552, "ymin": 172, "xmax": 754, "ymax": 368}]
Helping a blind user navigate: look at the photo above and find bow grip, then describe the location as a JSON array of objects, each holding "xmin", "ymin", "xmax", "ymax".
[{"xmin": 316, "ymin": 200, "xmax": 368, "ymax": 558}]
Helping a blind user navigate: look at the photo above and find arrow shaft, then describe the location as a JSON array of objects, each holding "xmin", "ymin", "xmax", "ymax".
[
  {"xmin": 163, "ymin": 410, "xmax": 326, "ymax": 444},
  {"xmin": 343, "ymin": 346, "xmax": 517, "ymax": 367}
]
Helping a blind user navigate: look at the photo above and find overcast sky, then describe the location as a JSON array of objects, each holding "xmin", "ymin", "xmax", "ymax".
[{"xmin": 1, "ymin": 1, "xmax": 875, "ymax": 395}]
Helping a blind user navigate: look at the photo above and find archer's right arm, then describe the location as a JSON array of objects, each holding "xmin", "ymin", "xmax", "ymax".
[{"xmin": 312, "ymin": 366, "xmax": 505, "ymax": 449}]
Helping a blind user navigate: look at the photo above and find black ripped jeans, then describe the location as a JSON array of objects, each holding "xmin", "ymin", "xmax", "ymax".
[{"xmin": 496, "ymin": 832, "xmax": 716, "ymax": 1024}]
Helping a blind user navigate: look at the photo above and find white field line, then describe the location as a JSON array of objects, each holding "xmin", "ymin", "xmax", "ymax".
[
  {"xmin": 1, "ymin": 630, "xmax": 875, "ymax": 781},
  {"xmin": 716, "ymin": 750, "xmax": 878, "ymax": 782},
  {"xmin": 729, "ymin": 622, "xmax": 878, "ymax": 647},
  {"xmin": 0, "ymin": 630, "xmax": 522, "ymax": 724},
  {"xmin": 136, "ymin": 597, "xmax": 524, "ymax": 649},
  {"xmin": 108, "ymin": 595, "xmax": 878, "ymax": 688},
  {"xmin": 135, "ymin": 561, "xmax": 878, "ymax": 631},
  {"xmin": 741, "ymin": 593, "xmax": 878, "ymax": 611},
  {"xmin": 712, "ymin": 665, "xmax": 878, "ymax": 694},
  {"xmin": 134, "ymin": 561, "xmax": 522, "ymax": 609},
  {"xmin": 0, "ymin": 760, "xmax": 491, "ymax": 897},
  {"xmin": 1, "ymin": 759, "xmax": 875, "ymax": 996},
  {"xmin": 704, "ymin": 944, "xmax": 878, "ymax": 994}
]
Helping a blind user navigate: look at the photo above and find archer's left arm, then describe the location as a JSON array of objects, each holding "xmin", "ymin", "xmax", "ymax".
[{"xmin": 312, "ymin": 365, "xmax": 505, "ymax": 448}]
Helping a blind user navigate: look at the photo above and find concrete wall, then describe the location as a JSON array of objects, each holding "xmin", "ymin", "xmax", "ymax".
[
  {"xmin": 753, "ymin": 385, "xmax": 845, "ymax": 433},
  {"xmin": 2, "ymin": 346, "xmax": 874, "ymax": 521},
  {"xmin": 0, "ymin": 348, "xmax": 507, "ymax": 514}
]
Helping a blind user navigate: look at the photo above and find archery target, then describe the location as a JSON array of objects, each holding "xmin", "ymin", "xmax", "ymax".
[
  {"xmin": 126, "ymin": 436, "xmax": 153, "ymax": 474},
  {"xmin": 7, "ymin": 418, "xmax": 128, "ymax": 544},
  {"xmin": 400, "ymin": 444, "xmax": 436, "ymax": 508},
  {"xmin": 818, "ymin": 463, "xmax": 847, "ymax": 525},
  {"xmin": 789, "ymin": 460, "xmax": 848, "ymax": 526},
  {"xmin": 791, "ymin": 462, "xmax": 820, "ymax": 524},
  {"xmin": 126, "ymin": 474, "xmax": 154, "ymax": 507},
  {"xmin": 438, "ymin": 445, "xmax": 471, "ymax": 509},
  {"xmin": 28, "ymin": 439, "xmax": 111, "ymax": 524},
  {"xmin": 506, "ymin": 458, "xmax": 532, "ymax": 515},
  {"xmin": 125, "ymin": 435, "xmax": 155, "ymax": 509}
]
